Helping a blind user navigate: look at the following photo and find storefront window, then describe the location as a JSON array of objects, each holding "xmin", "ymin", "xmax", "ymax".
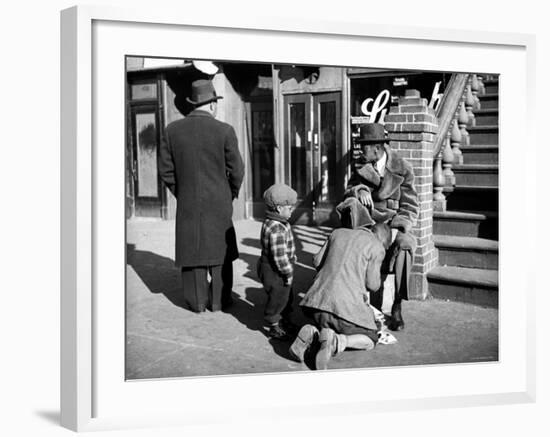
[
  {"xmin": 348, "ymin": 71, "xmax": 452, "ymax": 163},
  {"xmin": 349, "ymin": 72, "xmax": 452, "ymax": 121},
  {"xmin": 131, "ymin": 82, "xmax": 157, "ymax": 100}
]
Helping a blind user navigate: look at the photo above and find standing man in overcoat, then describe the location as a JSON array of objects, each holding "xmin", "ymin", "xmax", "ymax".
[
  {"xmin": 159, "ymin": 79, "xmax": 245, "ymax": 312},
  {"xmin": 337, "ymin": 123, "xmax": 419, "ymax": 331}
]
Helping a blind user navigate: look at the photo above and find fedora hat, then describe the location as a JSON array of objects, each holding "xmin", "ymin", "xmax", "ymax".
[
  {"xmin": 186, "ymin": 79, "xmax": 223, "ymax": 106},
  {"xmin": 356, "ymin": 123, "xmax": 389, "ymax": 143}
]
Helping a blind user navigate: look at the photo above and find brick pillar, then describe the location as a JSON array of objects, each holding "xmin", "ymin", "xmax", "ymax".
[{"xmin": 384, "ymin": 89, "xmax": 439, "ymax": 299}]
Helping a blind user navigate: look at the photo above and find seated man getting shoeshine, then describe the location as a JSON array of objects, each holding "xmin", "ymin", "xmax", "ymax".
[{"xmin": 336, "ymin": 123, "xmax": 419, "ymax": 331}]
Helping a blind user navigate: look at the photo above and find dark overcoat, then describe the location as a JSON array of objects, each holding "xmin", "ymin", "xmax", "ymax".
[
  {"xmin": 159, "ymin": 109, "xmax": 244, "ymax": 267},
  {"xmin": 300, "ymin": 228, "xmax": 386, "ymax": 331}
]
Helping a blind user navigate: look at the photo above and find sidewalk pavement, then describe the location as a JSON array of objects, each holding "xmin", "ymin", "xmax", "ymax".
[{"xmin": 126, "ymin": 219, "xmax": 498, "ymax": 380}]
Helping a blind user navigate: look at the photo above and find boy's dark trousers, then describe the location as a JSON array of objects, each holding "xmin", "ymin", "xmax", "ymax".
[{"xmin": 257, "ymin": 254, "xmax": 293, "ymax": 325}]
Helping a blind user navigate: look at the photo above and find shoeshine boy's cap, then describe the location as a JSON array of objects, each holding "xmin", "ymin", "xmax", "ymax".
[{"xmin": 263, "ymin": 184, "xmax": 298, "ymax": 209}]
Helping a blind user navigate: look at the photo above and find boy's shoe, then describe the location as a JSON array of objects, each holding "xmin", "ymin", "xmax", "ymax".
[
  {"xmin": 221, "ymin": 295, "xmax": 234, "ymax": 312},
  {"xmin": 315, "ymin": 328, "xmax": 337, "ymax": 370},
  {"xmin": 289, "ymin": 324, "xmax": 319, "ymax": 363},
  {"xmin": 266, "ymin": 323, "xmax": 291, "ymax": 340}
]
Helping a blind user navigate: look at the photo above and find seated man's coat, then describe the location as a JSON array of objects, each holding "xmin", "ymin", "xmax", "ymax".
[{"xmin": 339, "ymin": 144, "xmax": 419, "ymax": 233}]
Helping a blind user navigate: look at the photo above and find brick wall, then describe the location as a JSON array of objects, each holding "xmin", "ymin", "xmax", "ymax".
[{"xmin": 384, "ymin": 89, "xmax": 439, "ymax": 299}]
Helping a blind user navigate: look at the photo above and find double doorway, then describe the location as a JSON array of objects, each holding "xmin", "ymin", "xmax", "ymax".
[{"xmin": 283, "ymin": 91, "xmax": 344, "ymax": 225}]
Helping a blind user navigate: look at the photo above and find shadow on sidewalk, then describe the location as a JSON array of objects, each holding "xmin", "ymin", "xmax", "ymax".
[
  {"xmin": 223, "ymin": 250, "xmax": 318, "ymax": 367},
  {"xmin": 224, "ymin": 282, "xmax": 314, "ymax": 367},
  {"xmin": 239, "ymin": 225, "xmax": 326, "ymax": 289},
  {"xmin": 237, "ymin": 225, "xmax": 331, "ymax": 369},
  {"xmin": 126, "ymin": 243, "xmax": 192, "ymax": 310},
  {"xmin": 240, "ymin": 237, "xmax": 261, "ymax": 251}
]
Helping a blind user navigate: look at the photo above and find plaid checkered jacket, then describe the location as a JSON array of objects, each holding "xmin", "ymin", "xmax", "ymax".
[{"xmin": 260, "ymin": 213, "xmax": 296, "ymax": 284}]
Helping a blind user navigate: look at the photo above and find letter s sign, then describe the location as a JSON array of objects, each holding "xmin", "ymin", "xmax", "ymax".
[{"xmin": 360, "ymin": 89, "xmax": 390, "ymax": 123}]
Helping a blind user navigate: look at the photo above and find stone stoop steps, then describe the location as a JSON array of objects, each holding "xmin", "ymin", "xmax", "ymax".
[{"xmin": 428, "ymin": 76, "xmax": 499, "ymax": 307}]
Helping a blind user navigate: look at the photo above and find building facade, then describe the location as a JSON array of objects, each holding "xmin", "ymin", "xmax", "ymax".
[
  {"xmin": 126, "ymin": 58, "xmax": 498, "ymax": 302},
  {"xmin": 126, "ymin": 57, "xmax": 450, "ymax": 225}
]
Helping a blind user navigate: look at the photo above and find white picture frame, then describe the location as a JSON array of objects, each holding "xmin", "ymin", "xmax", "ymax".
[{"xmin": 60, "ymin": 5, "xmax": 536, "ymax": 432}]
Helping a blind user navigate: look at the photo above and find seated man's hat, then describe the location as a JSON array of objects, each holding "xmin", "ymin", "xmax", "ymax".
[
  {"xmin": 356, "ymin": 123, "xmax": 389, "ymax": 144},
  {"xmin": 186, "ymin": 79, "xmax": 223, "ymax": 106}
]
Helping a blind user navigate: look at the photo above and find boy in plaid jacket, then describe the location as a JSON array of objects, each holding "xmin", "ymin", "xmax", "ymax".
[{"xmin": 257, "ymin": 183, "xmax": 298, "ymax": 340}]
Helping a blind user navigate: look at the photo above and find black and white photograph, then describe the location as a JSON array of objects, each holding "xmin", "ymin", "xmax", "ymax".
[
  {"xmin": 125, "ymin": 57, "xmax": 499, "ymax": 379},
  {"xmin": 4, "ymin": 0, "xmax": 549, "ymax": 434}
]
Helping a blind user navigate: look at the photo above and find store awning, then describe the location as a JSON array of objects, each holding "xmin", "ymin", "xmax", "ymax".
[{"xmin": 127, "ymin": 58, "xmax": 219, "ymax": 76}]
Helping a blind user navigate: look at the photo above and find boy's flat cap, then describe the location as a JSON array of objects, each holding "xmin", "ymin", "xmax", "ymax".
[{"xmin": 263, "ymin": 184, "xmax": 297, "ymax": 209}]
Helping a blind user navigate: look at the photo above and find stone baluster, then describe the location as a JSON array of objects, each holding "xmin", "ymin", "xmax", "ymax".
[
  {"xmin": 433, "ymin": 128, "xmax": 457, "ymax": 212},
  {"xmin": 442, "ymin": 130, "xmax": 456, "ymax": 188},
  {"xmin": 477, "ymin": 74, "xmax": 486, "ymax": 96},
  {"xmin": 465, "ymin": 81, "xmax": 476, "ymax": 127},
  {"xmin": 458, "ymin": 101, "xmax": 470, "ymax": 149},
  {"xmin": 433, "ymin": 152, "xmax": 446, "ymax": 212},
  {"xmin": 451, "ymin": 118, "xmax": 463, "ymax": 165},
  {"xmin": 471, "ymin": 74, "xmax": 481, "ymax": 110}
]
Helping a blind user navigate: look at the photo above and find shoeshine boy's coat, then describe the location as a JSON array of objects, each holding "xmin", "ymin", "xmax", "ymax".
[{"xmin": 300, "ymin": 227, "xmax": 386, "ymax": 331}]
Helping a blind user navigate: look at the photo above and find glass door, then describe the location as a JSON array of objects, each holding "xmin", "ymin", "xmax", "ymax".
[
  {"xmin": 284, "ymin": 94, "xmax": 312, "ymax": 223},
  {"xmin": 283, "ymin": 92, "xmax": 341, "ymax": 225},
  {"xmin": 313, "ymin": 92, "xmax": 342, "ymax": 209}
]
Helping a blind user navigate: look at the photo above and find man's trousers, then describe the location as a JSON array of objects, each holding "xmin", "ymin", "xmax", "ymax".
[
  {"xmin": 338, "ymin": 198, "xmax": 416, "ymax": 300},
  {"xmin": 180, "ymin": 256, "xmax": 233, "ymax": 312}
]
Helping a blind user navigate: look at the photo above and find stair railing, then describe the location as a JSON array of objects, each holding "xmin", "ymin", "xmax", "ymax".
[{"xmin": 432, "ymin": 73, "xmax": 484, "ymax": 211}]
